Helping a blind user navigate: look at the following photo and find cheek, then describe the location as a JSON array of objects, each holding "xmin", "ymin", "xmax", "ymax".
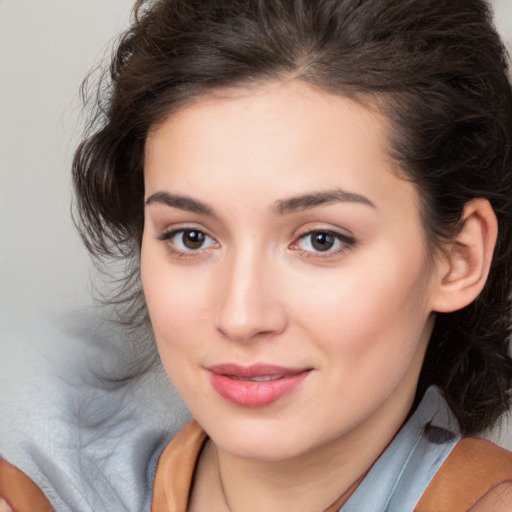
[
  {"xmin": 140, "ymin": 241, "xmax": 208, "ymax": 353},
  {"xmin": 141, "ymin": 265, "xmax": 211, "ymax": 402},
  {"xmin": 291, "ymin": 247, "xmax": 433, "ymax": 382}
]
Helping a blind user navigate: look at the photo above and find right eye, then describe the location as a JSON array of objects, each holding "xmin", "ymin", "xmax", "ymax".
[{"xmin": 157, "ymin": 228, "xmax": 218, "ymax": 253}]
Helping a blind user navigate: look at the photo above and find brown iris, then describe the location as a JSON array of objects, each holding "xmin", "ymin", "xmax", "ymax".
[
  {"xmin": 310, "ymin": 232, "xmax": 336, "ymax": 251},
  {"xmin": 181, "ymin": 230, "xmax": 206, "ymax": 249}
]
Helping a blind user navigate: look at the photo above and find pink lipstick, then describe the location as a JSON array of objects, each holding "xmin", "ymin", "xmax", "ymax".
[{"xmin": 207, "ymin": 364, "xmax": 311, "ymax": 407}]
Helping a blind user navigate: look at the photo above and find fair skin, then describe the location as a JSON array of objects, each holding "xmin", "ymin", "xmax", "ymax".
[{"xmin": 141, "ymin": 81, "xmax": 504, "ymax": 511}]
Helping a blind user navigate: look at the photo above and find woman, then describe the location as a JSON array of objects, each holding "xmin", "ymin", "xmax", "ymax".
[{"xmin": 1, "ymin": 0, "xmax": 512, "ymax": 510}]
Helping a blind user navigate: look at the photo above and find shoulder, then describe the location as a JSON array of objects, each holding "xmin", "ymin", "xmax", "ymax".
[
  {"xmin": 469, "ymin": 482, "xmax": 512, "ymax": 511},
  {"xmin": 0, "ymin": 458, "xmax": 53, "ymax": 512},
  {"xmin": 416, "ymin": 438, "xmax": 512, "ymax": 512}
]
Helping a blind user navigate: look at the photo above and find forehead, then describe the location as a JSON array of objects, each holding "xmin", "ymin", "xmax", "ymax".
[{"xmin": 144, "ymin": 80, "xmax": 420, "ymax": 217}]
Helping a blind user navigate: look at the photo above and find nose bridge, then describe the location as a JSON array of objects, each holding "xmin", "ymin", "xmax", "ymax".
[{"xmin": 214, "ymin": 241, "xmax": 285, "ymax": 342}]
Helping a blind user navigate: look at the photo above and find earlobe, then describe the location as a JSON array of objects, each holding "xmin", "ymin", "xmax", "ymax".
[{"xmin": 431, "ymin": 199, "xmax": 498, "ymax": 313}]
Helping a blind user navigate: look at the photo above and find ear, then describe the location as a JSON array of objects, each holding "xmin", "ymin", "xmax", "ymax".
[{"xmin": 431, "ymin": 198, "xmax": 498, "ymax": 313}]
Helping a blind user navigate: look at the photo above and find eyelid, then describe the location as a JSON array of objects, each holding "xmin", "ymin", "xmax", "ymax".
[{"xmin": 156, "ymin": 221, "xmax": 215, "ymax": 240}]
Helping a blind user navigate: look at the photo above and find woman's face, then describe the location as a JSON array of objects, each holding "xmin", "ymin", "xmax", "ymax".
[{"xmin": 141, "ymin": 81, "xmax": 441, "ymax": 462}]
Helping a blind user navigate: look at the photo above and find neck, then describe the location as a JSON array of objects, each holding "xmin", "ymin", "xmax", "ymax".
[{"xmin": 215, "ymin": 439, "xmax": 371, "ymax": 512}]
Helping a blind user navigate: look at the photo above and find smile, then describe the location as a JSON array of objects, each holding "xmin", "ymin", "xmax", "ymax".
[{"xmin": 207, "ymin": 364, "xmax": 311, "ymax": 408}]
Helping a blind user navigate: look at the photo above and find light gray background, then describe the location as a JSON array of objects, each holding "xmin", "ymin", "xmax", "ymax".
[
  {"xmin": 1, "ymin": 0, "xmax": 133, "ymax": 322},
  {"xmin": 1, "ymin": 0, "xmax": 511, "ymax": 446}
]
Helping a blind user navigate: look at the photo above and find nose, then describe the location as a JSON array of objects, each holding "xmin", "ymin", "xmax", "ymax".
[{"xmin": 214, "ymin": 248, "xmax": 287, "ymax": 343}]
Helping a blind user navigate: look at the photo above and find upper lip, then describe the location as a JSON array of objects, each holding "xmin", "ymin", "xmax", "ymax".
[{"xmin": 207, "ymin": 363, "xmax": 311, "ymax": 378}]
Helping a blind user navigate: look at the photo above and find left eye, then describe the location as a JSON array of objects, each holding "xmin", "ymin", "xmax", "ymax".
[
  {"xmin": 160, "ymin": 229, "xmax": 217, "ymax": 251},
  {"xmin": 293, "ymin": 230, "xmax": 353, "ymax": 253}
]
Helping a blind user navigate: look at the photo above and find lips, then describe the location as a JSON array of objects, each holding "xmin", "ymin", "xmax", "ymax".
[{"xmin": 207, "ymin": 364, "xmax": 311, "ymax": 407}]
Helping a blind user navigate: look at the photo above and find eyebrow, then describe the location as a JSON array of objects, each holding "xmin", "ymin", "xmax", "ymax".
[
  {"xmin": 272, "ymin": 189, "xmax": 376, "ymax": 215},
  {"xmin": 145, "ymin": 191, "xmax": 216, "ymax": 216},
  {"xmin": 145, "ymin": 188, "xmax": 376, "ymax": 217}
]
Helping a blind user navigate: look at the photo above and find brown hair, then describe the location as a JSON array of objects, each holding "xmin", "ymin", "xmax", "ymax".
[{"xmin": 73, "ymin": 0, "xmax": 512, "ymax": 434}]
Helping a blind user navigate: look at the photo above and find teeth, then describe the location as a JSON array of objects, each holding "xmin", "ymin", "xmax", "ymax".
[
  {"xmin": 251, "ymin": 375, "xmax": 284, "ymax": 382},
  {"xmin": 231, "ymin": 375, "xmax": 284, "ymax": 382}
]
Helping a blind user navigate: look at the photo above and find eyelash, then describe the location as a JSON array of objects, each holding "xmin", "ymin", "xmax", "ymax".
[{"xmin": 156, "ymin": 228, "xmax": 355, "ymax": 259}]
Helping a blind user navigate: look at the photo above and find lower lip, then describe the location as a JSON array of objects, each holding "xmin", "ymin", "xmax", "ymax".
[{"xmin": 209, "ymin": 371, "xmax": 310, "ymax": 408}]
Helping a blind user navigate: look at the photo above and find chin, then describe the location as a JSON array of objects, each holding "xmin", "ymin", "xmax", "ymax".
[{"xmin": 201, "ymin": 414, "xmax": 321, "ymax": 462}]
